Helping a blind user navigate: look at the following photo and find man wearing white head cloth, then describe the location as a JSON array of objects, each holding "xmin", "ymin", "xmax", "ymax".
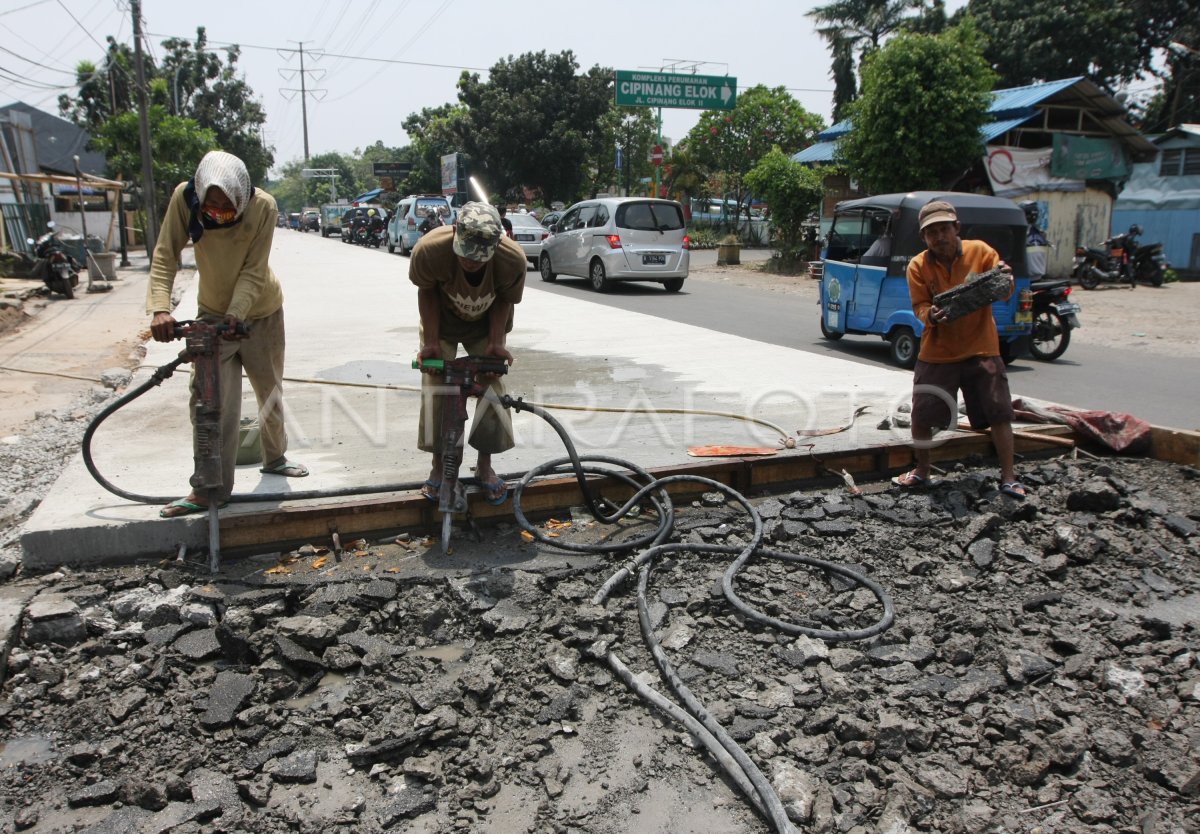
[{"xmin": 146, "ymin": 150, "xmax": 309, "ymax": 519}]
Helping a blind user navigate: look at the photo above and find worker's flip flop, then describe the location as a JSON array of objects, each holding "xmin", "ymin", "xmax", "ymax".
[
  {"xmin": 481, "ymin": 475, "xmax": 508, "ymax": 506},
  {"xmin": 891, "ymin": 470, "xmax": 939, "ymax": 489},
  {"xmin": 260, "ymin": 459, "xmax": 309, "ymax": 477},
  {"xmin": 420, "ymin": 480, "xmax": 441, "ymax": 502},
  {"xmin": 159, "ymin": 498, "xmax": 228, "ymax": 519},
  {"xmin": 999, "ymin": 482, "xmax": 1028, "ymax": 500}
]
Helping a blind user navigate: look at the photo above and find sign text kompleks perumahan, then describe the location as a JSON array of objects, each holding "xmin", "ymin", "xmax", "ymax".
[{"xmin": 615, "ymin": 70, "xmax": 737, "ymax": 111}]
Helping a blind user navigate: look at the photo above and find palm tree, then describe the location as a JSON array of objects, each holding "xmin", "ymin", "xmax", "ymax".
[{"xmin": 807, "ymin": 0, "xmax": 925, "ymax": 118}]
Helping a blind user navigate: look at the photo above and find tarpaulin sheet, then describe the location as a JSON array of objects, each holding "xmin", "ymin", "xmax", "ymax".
[{"xmin": 1012, "ymin": 398, "xmax": 1151, "ymax": 454}]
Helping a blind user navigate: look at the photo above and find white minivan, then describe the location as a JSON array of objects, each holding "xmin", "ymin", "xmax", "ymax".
[{"xmin": 538, "ymin": 198, "xmax": 690, "ymax": 292}]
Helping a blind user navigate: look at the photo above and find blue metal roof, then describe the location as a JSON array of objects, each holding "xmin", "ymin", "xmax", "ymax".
[
  {"xmin": 793, "ymin": 141, "xmax": 839, "ymax": 163},
  {"xmin": 981, "ymin": 115, "xmax": 1037, "ymax": 142},
  {"xmin": 793, "ymin": 116, "xmax": 1039, "ymax": 165},
  {"xmin": 989, "ymin": 77, "xmax": 1083, "ymax": 119},
  {"xmin": 794, "ymin": 78, "xmax": 1104, "ymax": 165}
]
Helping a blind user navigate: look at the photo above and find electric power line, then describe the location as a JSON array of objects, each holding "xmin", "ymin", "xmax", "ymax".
[
  {"xmin": 54, "ymin": 0, "xmax": 108, "ymax": 52},
  {"xmin": 0, "ymin": 43, "xmax": 80, "ymax": 75}
]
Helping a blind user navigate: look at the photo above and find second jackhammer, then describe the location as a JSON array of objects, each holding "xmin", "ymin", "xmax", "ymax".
[{"xmin": 413, "ymin": 355, "xmax": 510, "ymax": 553}]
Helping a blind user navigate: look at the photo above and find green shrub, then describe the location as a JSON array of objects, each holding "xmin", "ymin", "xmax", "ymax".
[{"xmin": 1164, "ymin": 268, "xmax": 1179, "ymax": 283}]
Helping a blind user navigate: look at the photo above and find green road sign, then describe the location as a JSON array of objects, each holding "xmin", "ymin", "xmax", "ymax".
[{"xmin": 615, "ymin": 70, "xmax": 737, "ymax": 110}]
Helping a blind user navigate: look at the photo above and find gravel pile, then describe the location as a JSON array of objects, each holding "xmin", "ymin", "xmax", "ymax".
[
  {"xmin": 1, "ymin": 426, "xmax": 1199, "ymax": 832},
  {"xmin": 0, "ymin": 386, "xmax": 122, "ymax": 578}
]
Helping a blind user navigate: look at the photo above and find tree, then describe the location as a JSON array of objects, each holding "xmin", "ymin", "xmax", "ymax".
[
  {"xmin": 57, "ymin": 38, "xmax": 138, "ymax": 131},
  {"xmin": 402, "ymin": 103, "xmax": 469, "ymax": 195},
  {"xmin": 836, "ymin": 22, "xmax": 995, "ymax": 194},
  {"xmin": 592, "ymin": 108, "xmax": 657, "ymax": 198},
  {"xmin": 456, "ymin": 51, "xmax": 613, "ymax": 204},
  {"xmin": 158, "ymin": 28, "xmax": 273, "ymax": 184},
  {"xmin": 683, "ymin": 85, "xmax": 824, "ymax": 222},
  {"xmin": 807, "ymin": 0, "xmax": 926, "ymax": 119},
  {"xmin": 1141, "ymin": 20, "xmax": 1200, "ymax": 132},
  {"xmin": 745, "ymin": 148, "xmax": 826, "ymax": 262},
  {"xmin": 959, "ymin": 0, "xmax": 1192, "ymax": 92},
  {"xmin": 89, "ymin": 105, "xmax": 217, "ymax": 218}
]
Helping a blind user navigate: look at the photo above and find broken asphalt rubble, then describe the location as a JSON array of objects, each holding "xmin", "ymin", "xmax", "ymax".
[{"xmin": 2, "ymin": 452, "xmax": 1199, "ymax": 833}]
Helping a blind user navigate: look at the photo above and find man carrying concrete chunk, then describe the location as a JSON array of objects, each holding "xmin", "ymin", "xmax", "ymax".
[{"xmin": 895, "ymin": 199, "xmax": 1025, "ymax": 500}]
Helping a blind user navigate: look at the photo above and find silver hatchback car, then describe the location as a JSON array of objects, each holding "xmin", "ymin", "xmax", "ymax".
[{"xmin": 539, "ymin": 198, "xmax": 690, "ymax": 292}]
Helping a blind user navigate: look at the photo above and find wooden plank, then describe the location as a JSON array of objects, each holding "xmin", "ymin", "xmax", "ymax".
[
  {"xmin": 216, "ymin": 430, "xmax": 1093, "ymax": 552},
  {"xmin": 1149, "ymin": 425, "xmax": 1200, "ymax": 467}
]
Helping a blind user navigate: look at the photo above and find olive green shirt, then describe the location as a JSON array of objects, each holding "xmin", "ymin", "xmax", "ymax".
[
  {"xmin": 146, "ymin": 182, "xmax": 284, "ymax": 321},
  {"xmin": 408, "ymin": 224, "xmax": 527, "ymax": 341}
]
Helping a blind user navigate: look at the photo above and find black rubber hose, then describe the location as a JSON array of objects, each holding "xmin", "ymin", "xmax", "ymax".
[
  {"xmin": 83, "ymin": 359, "xmax": 430, "ymax": 505},
  {"xmin": 501, "ymin": 393, "xmax": 893, "ymax": 834}
]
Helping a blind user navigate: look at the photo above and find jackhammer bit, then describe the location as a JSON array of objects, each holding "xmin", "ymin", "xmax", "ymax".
[
  {"xmin": 172, "ymin": 319, "xmax": 249, "ymax": 573},
  {"xmin": 413, "ymin": 355, "xmax": 509, "ymax": 554}
]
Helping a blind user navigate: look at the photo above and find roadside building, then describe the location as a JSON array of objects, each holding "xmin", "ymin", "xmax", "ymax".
[
  {"xmin": 794, "ymin": 78, "xmax": 1157, "ymax": 279},
  {"xmin": 0, "ymin": 101, "xmax": 120, "ymax": 256},
  {"xmin": 1112, "ymin": 124, "xmax": 1200, "ymax": 279}
]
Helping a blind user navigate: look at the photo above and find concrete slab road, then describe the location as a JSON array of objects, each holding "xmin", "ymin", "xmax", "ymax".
[{"xmin": 23, "ymin": 232, "xmax": 927, "ymax": 567}]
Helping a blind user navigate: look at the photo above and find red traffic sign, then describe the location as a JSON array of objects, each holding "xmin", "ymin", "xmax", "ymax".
[{"xmin": 651, "ymin": 145, "xmax": 663, "ymax": 166}]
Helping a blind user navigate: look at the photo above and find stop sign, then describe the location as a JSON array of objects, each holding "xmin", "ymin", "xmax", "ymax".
[{"xmin": 651, "ymin": 145, "xmax": 663, "ymax": 166}]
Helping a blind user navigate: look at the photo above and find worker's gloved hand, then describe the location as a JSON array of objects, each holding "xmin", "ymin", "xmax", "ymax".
[
  {"xmin": 417, "ymin": 343, "xmax": 442, "ymax": 373},
  {"xmin": 221, "ymin": 314, "xmax": 248, "ymax": 341},
  {"xmin": 150, "ymin": 312, "xmax": 177, "ymax": 342}
]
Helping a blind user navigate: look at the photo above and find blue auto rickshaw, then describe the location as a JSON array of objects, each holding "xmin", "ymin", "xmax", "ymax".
[{"xmin": 818, "ymin": 191, "xmax": 1033, "ymax": 368}]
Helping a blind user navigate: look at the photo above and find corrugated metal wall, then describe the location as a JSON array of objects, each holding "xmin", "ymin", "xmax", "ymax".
[{"xmin": 1112, "ymin": 208, "xmax": 1199, "ymax": 277}]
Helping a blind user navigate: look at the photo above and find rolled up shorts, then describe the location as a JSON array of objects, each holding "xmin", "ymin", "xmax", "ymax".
[{"xmin": 912, "ymin": 356, "xmax": 1014, "ymax": 431}]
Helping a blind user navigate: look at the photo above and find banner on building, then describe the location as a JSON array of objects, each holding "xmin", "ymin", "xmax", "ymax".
[
  {"xmin": 983, "ymin": 146, "xmax": 1085, "ymax": 198},
  {"xmin": 1050, "ymin": 135, "xmax": 1129, "ymax": 180}
]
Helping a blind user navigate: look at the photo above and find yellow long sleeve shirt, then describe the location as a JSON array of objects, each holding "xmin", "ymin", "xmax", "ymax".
[{"xmin": 145, "ymin": 182, "xmax": 284, "ymax": 321}]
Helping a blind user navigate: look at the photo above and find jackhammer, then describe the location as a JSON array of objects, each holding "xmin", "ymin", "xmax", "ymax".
[
  {"xmin": 175, "ymin": 319, "xmax": 247, "ymax": 572},
  {"xmin": 412, "ymin": 355, "xmax": 509, "ymax": 553}
]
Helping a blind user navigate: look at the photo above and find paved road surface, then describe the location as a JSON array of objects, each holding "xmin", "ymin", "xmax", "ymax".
[{"xmin": 527, "ymin": 252, "xmax": 1196, "ymax": 430}]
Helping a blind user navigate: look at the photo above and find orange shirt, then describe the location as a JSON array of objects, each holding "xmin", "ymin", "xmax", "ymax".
[{"xmin": 907, "ymin": 239, "xmax": 1008, "ymax": 363}]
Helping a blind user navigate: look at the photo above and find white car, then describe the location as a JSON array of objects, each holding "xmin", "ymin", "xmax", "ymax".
[
  {"xmin": 539, "ymin": 198, "xmax": 689, "ymax": 292},
  {"xmin": 507, "ymin": 212, "xmax": 548, "ymax": 268}
]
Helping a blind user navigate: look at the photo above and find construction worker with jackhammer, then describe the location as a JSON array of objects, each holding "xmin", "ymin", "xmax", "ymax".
[
  {"xmin": 146, "ymin": 150, "xmax": 309, "ymax": 519},
  {"xmin": 410, "ymin": 202, "xmax": 527, "ymax": 506}
]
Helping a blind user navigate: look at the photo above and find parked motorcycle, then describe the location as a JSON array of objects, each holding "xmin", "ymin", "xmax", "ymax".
[
  {"xmin": 26, "ymin": 222, "xmax": 80, "ymax": 300},
  {"xmin": 1129, "ymin": 233, "xmax": 1168, "ymax": 287},
  {"xmin": 1073, "ymin": 226, "xmax": 1138, "ymax": 290},
  {"xmin": 1028, "ymin": 278, "xmax": 1081, "ymax": 361}
]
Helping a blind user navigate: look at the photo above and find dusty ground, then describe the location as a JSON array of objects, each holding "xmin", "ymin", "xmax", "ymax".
[
  {"xmin": 0, "ymin": 271, "xmax": 152, "ymax": 437},
  {"xmin": 687, "ymin": 259, "xmax": 1200, "ymax": 360}
]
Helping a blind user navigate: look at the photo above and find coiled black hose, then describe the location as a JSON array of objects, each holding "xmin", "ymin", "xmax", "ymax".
[
  {"xmin": 501, "ymin": 394, "xmax": 895, "ymax": 834},
  {"xmin": 82, "ymin": 357, "xmax": 428, "ymax": 505},
  {"xmin": 85, "ymin": 368, "xmax": 895, "ymax": 832}
]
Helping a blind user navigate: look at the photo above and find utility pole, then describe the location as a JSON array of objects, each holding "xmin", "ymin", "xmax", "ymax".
[
  {"xmin": 131, "ymin": 0, "xmax": 157, "ymax": 255},
  {"xmin": 107, "ymin": 65, "xmax": 130, "ymax": 266},
  {"xmin": 278, "ymin": 42, "xmax": 326, "ymax": 163}
]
